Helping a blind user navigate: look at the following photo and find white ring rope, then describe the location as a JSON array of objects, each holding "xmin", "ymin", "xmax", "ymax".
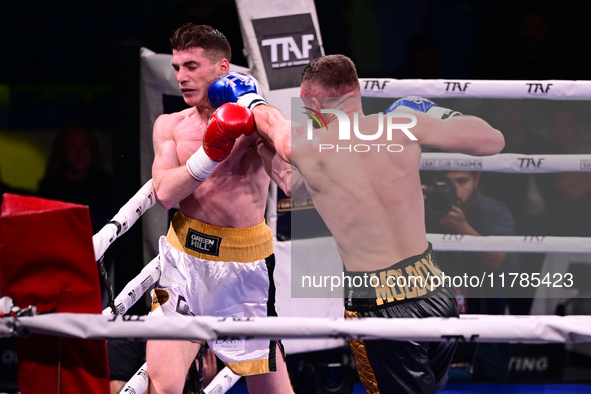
[
  {"xmin": 359, "ymin": 79, "xmax": 591, "ymax": 99},
  {"xmin": 428, "ymin": 234, "xmax": 591, "ymax": 254},
  {"xmin": 119, "ymin": 362, "xmax": 241, "ymax": 394},
  {"xmin": 420, "ymin": 153, "xmax": 591, "ymax": 173},
  {"xmin": 2, "ymin": 313, "xmax": 591, "ymax": 344},
  {"xmin": 92, "ymin": 179, "xmax": 156, "ymax": 261},
  {"xmin": 121, "ymin": 362, "xmax": 149, "ymax": 394},
  {"xmin": 101, "ymin": 256, "xmax": 161, "ymax": 317}
]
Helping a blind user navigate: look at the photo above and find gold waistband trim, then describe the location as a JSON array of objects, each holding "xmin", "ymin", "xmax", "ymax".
[
  {"xmin": 166, "ymin": 211, "xmax": 274, "ymax": 263},
  {"xmin": 224, "ymin": 358, "xmax": 270, "ymax": 376}
]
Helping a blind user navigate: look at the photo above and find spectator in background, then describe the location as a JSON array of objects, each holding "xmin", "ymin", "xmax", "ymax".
[
  {"xmin": 37, "ymin": 125, "xmax": 115, "ymax": 308},
  {"xmin": 479, "ymin": 100, "xmax": 551, "ymax": 222},
  {"xmin": 547, "ymin": 107, "xmax": 591, "ymax": 154},
  {"xmin": 540, "ymin": 107, "xmax": 591, "ymax": 235},
  {"xmin": 37, "ymin": 125, "xmax": 114, "ymax": 232},
  {"xmin": 425, "ymin": 170, "xmax": 520, "ymax": 381}
]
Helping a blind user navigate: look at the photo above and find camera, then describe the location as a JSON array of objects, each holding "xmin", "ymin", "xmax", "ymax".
[{"xmin": 423, "ymin": 181, "xmax": 457, "ymax": 219}]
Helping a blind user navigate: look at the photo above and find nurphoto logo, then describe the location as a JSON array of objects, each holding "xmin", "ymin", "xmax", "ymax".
[{"xmin": 303, "ymin": 107, "xmax": 418, "ymax": 153}]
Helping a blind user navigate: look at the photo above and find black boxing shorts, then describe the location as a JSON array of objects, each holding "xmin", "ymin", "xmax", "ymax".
[{"xmin": 344, "ymin": 243, "xmax": 459, "ymax": 394}]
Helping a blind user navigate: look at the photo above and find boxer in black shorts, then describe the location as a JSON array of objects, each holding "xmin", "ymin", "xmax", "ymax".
[
  {"xmin": 240, "ymin": 54, "xmax": 504, "ymax": 393},
  {"xmin": 344, "ymin": 244, "xmax": 458, "ymax": 394}
]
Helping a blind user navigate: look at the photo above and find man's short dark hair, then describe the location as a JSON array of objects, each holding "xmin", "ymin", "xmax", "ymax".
[
  {"xmin": 170, "ymin": 23, "xmax": 231, "ymax": 63},
  {"xmin": 301, "ymin": 55, "xmax": 360, "ymax": 96}
]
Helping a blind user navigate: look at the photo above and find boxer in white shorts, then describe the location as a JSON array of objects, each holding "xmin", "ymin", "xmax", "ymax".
[
  {"xmin": 147, "ymin": 23, "xmax": 294, "ymax": 393},
  {"xmin": 150, "ymin": 211, "xmax": 280, "ymax": 376}
]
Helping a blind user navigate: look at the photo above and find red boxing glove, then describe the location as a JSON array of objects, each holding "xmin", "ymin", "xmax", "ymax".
[
  {"xmin": 186, "ymin": 103, "xmax": 255, "ymax": 181},
  {"xmin": 203, "ymin": 103, "xmax": 255, "ymax": 161}
]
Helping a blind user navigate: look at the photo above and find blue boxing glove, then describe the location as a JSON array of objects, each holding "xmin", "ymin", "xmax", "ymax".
[
  {"xmin": 386, "ymin": 96, "xmax": 461, "ymax": 119},
  {"xmin": 208, "ymin": 72, "xmax": 268, "ymax": 109}
]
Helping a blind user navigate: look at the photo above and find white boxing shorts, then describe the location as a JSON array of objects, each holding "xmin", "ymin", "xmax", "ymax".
[{"xmin": 150, "ymin": 211, "xmax": 280, "ymax": 376}]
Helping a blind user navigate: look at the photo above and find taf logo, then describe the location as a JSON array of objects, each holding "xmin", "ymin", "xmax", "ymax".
[
  {"xmin": 526, "ymin": 83, "xmax": 553, "ymax": 94},
  {"xmin": 518, "ymin": 158, "xmax": 544, "ymax": 168},
  {"xmin": 444, "ymin": 82, "xmax": 471, "ymax": 93},
  {"xmin": 262, "ymin": 35, "xmax": 315, "ymax": 66},
  {"xmin": 253, "ymin": 14, "xmax": 322, "ymax": 90},
  {"xmin": 362, "ymin": 80, "xmax": 389, "ymax": 91},
  {"xmin": 523, "ymin": 236, "xmax": 545, "ymax": 243},
  {"xmin": 441, "ymin": 234, "xmax": 464, "ymax": 242}
]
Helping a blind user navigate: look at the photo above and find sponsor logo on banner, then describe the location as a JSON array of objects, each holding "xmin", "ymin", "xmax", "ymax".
[
  {"xmin": 253, "ymin": 13, "xmax": 322, "ymax": 90},
  {"xmin": 526, "ymin": 83, "xmax": 553, "ymax": 95},
  {"xmin": 421, "ymin": 159, "xmax": 483, "ymax": 170},
  {"xmin": 444, "ymin": 81, "xmax": 471, "ymax": 94},
  {"xmin": 523, "ymin": 236, "xmax": 545, "ymax": 244},
  {"xmin": 186, "ymin": 229, "xmax": 221, "ymax": 256},
  {"xmin": 441, "ymin": 234, "xmax": 464, "ymax": 243},
  {"xmin": 509, "ymin": 357, "xmax": 548, "ymax": 372},
  {"xmin": 362, "ymin": 80, "xmax": 390, "ymax": 92},
  {"xmin": 581, "ymin": 160, "xmax": 591, "ymax": 170},
  {"xmin": 518, "ymin": 157, "xmax": 544, "ymax": 169}
]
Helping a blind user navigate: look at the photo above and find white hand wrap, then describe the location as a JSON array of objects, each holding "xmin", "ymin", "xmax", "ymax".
[
  {"xmin": 425, "ymin": 106, "xmax": 462, "ymax": 119},
  {"xmin": 186, "ymin": 146, "xmax": 219, "ymax": 181},
  {"xmin": 393, "ymin": 105, "xmax": 461, "ymax": 119},
  {"xmin": 237, "ymin": 93, "xmax": 268, "ymax": 109}
]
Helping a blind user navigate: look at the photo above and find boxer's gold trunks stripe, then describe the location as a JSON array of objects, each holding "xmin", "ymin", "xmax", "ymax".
[{"xmin": 166, "ymin": 211, "xmax": 274, "ymax": 263}]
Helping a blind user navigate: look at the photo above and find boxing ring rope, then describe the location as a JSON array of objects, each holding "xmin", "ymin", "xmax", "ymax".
[
  {"xmin": 358, "ymin": 78, "xmax": 591, "ymax": 99},
  {"xmin": 92, "ymin": 178, "xmax": 156, "ymax": 262},
  {"xmin": 3, "ymin": 311, "xmax": 591, "ymax": 344},
  {"xmin": 90, "ymin": 153, "xmax": 591, "ymax": 263},
  {"xmin": 420, "ymin": 153, "xmax": 591, "ymax": 173}
]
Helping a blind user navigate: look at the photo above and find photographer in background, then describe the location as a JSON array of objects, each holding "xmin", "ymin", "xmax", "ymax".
[{"xmin": 424, "ymin": 170, "xmax": 520, "ymax": 381}]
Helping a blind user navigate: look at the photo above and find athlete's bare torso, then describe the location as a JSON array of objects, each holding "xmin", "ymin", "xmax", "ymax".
[
  {"xmin": 155, "ymin": 107, "xmax": 270, "ymax": 228},
  {"xmin": 293, "ymin": 112, "xmax": 429, "ymax": 272}
]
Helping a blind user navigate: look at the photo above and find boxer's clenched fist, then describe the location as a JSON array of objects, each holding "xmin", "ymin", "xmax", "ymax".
[
  {"xmin": 386, "ymin": 96, "xmax": 462, "ymax": 119},
  {"xmin": 186, "ymin": 103, "xmax": 255, "ymax": 181},
  {"xmin": 208, "ymin": 72, "xmax": 268, "ymax": 110}
]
